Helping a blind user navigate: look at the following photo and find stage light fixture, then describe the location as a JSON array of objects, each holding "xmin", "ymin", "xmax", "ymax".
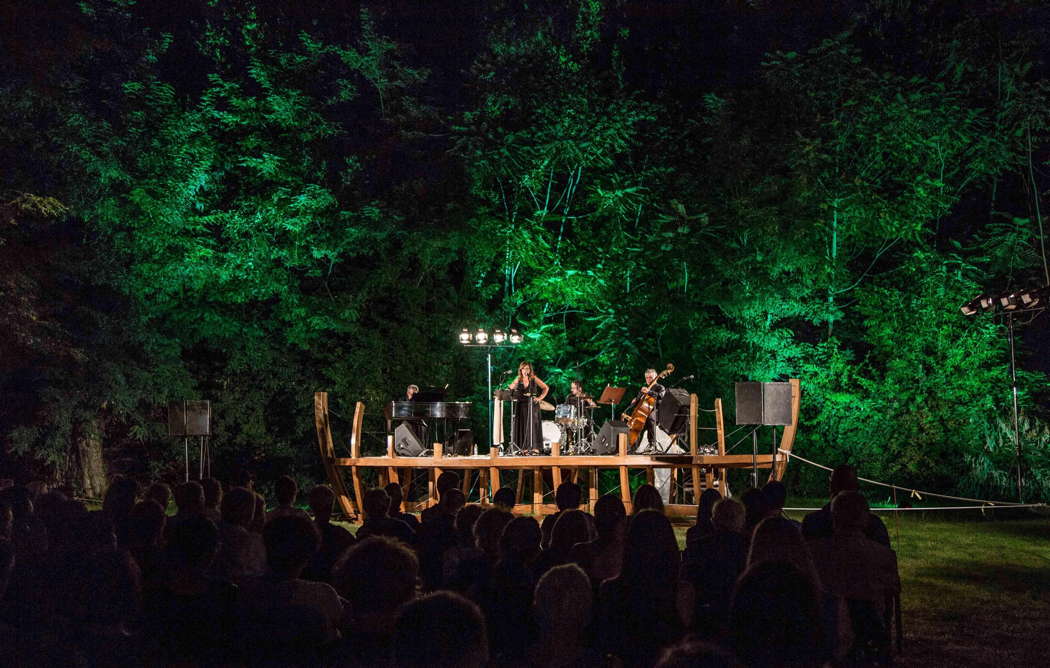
[
  {"xmin": 1000, "ymin": 292, "xmax": 1022, "ymax": 311},
  {"xmin": 459, "ymin": 328, "xmax": 471, "ymax": 344},
  {"xmin": 493, "ymin": 329, "xmax": 506, "ymax": 344},
  {"xmin": 960, "ymin": 299, "xmax": 979, "ymax": 316},
  {"xmin": 475, "ymin": 328, "xmax": 488, "ymax": 345},
  {"xmin": 979, "ymin": 295, "xmax": 996, "ymax": 311},
  {"xmin": 1020, "ymin": 290, "xmax": 1042, "ymax": 308},
  {"xmin": 508, "ymin": 329, "xmax": 523, "ymax": 344}
]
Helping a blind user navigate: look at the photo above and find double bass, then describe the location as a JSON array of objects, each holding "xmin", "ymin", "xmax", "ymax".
[{"xmin": 623, "ymin": 363, "xmax": 674, "ymax": 449}]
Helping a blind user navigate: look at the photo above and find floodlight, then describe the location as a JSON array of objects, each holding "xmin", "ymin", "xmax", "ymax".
[
  {"xmin": 508, "ymin": 329, "xmax": 523, "ymax": 344},
  {"xmin": 475, "ymin": 328, "xmax": 488, "ymax": 345},
  {"xmin": 493, "ymin": 329, "xmax": 506, "ymax": 344},
  {"xmin": 960, "ymin": 299, "xmax": 979, "ymax": 316},
  {"xmin": 459, "ymin": 328, "xmax": 471, "ymax": 344}
]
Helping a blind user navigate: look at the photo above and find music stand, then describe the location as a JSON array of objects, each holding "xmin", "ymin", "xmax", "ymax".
[{"xmin": 597, "ymin": 385, "xmax": 626, "ymax": 423}]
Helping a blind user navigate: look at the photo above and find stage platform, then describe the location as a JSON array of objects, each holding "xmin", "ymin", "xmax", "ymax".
[{"xmin": 314, "ymin": 382, "xmax": 799, "ymax": 520}]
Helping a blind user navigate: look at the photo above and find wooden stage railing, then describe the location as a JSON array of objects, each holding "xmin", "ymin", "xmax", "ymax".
[{"xmin": 314, "ymin": 379, "xmax": 799, "ymax": 520}]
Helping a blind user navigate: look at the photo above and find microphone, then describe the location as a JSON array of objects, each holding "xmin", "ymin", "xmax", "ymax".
[{"xmin": 680, "ymin": 374, "xmax": 695, "ymax": 382}]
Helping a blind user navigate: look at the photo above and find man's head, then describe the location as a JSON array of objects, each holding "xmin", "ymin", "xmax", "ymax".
[
  {"xmin": 554, "ymin": 482, "xmax": 582, "ymax": 511},
  {"xmin": 384, "ymin": 482, "xmax": 405, "ymax": 514},
  {"xmin": 263, "ymin": 515, "xmax": 320, "ymax": 578},
  {"xmin": 440, "ymin": 487, "xmax": 466, "ymax": 514},
  {"xmin": 644, "ymin": 368, "xmax": 657, "ymax": 384},
  {"xmin": 712, "ymin": 498, "xmax": 745, "ymax": 534},
  {"xmin": 395, "ymin": 592, "xmax": 488, "ymax": 668},
  {"xmin": 491, "ymin": 487, "xmax": 515, "ymax": 510},
  {"xmin": 274, "ymin": 475, "xmax": 298, "ymax": 508},
  {"xmin": 829, "ymin": 464, "xmax": 860, "ymax": 497},
  {"xmin": 831, "ymin": 490, "xmax": 870, "ymax": 534},
  {"xmin": 308, "ymin": 484, "xmax": 336, "ymax": 521},
  {"xmin": 435, "ymin": 471, "xmax": 460, "ymax": 499},
  {"xmin": 363, "ymin": 488, "xmax": 391, "ymax": 520},
  {"xmin": 406, "ymin": 384, "xmax": 419, "ymax": 399},
  {"xmin": 334, "ymin": 536, "xmax": 419, "ymax": 623},
  {"xmin": 221, "ymin": 487, "xmax": 255, "ymax": 528},
  {"xmin": 173, "ymin": 482, "xmax": 205, "ymax": 515},
  {"xmin": 763, "ymin": 480, "xmax": 787, "ymax": 513},
  {"xmin": 570, "ymin": 379, "xmax": 583, "ymax": 395}
]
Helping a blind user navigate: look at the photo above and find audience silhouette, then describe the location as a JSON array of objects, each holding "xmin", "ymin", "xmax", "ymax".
[{"xmin": 0, "ymin": 464, "xmax": 904, "ymax": 667}]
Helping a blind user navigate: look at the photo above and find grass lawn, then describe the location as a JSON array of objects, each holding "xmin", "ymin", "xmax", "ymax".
[{"xmin": 675, "ymin": 510, "xmax": 1050, "ymax": 667}]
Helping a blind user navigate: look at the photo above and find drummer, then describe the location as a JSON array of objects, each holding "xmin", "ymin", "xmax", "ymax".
[{"xmin": 567, "ymin": 379, "xmax": 597, "ymax": 411}]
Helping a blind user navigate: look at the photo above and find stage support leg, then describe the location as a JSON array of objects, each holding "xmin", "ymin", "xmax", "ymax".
[
  {"xmin": 532, "ymin": 469, "xmax": 543, "ymax": 513},
  {"xmin": 618, "ymin": 433, "xmax": 631, "ymax": 512},
  {"xmin": 589, "ymin": 468, "xmax": 598, "ymax": 512},
  {"xmin": 690, "ymin": 393, "xmax": 701, "ymax": 503}
]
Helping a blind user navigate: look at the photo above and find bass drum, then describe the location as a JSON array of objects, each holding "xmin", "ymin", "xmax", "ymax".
[{"xmin": 541, "ymin": 420, "xmax": 561, "ymax": 453}]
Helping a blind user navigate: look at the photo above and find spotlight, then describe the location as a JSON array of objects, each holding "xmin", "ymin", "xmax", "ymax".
[
  {"xmin": 459, "ymin": 328, "xmax": 471, "ymax": 344},
  {"xmin": 979, "ymin": 295, "xmax": 996, "ymax": 311},
  {"xmin": 475, "ymin": 328, "xmax": 488, "ymax": 345},
  {"xmin": 1000, "ymin": 292, "xmax": 1020, "ymax": 311},
  {"xmin": 1020, "ymin": 289, "xmax": 1042, "ymax": 308},
  {"xmin": 960, "ymin": 298, "xmax": 979, "ymax": 316},
  {"xmin": 508, "ymin": 329, "xmax": 523, "ymax": 344},
  {"xmin": 493, "ymin": 329, "xmax": 506, "ymax": 344}
]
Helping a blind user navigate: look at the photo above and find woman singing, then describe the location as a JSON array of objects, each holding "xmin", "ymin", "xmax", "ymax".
[{"xmin": 507, "ymin": 361, "xmax": 549, "ymax": 453}]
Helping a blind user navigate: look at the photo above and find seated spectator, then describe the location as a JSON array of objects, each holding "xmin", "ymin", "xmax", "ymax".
[
  {"xmin": 143, "ymin": 515, "xmax": 239, "ymax": 665},
  {"xmin": 807, "ymin": 491, "xmax": 900, "ymax": 663},
  {"xmin": 684, "ymin": 497, "xmax": 747, "ymax": 634},
  {"xmin": 534, "ymin": 509, "xmax": 591, "ymax": 577},
  {"xmin": 125, "ymin": 499, "xmax": 167, "ymax": 590},
  {"xmin": 569, "ymin": 494, "xmax": 627, "ymax": 589},
  {"xmin": 762, "ymin": 480, "xmax": 799, "ymax": 529},
  {"xmin": 597, "ymin": 509, "xmax": 684, "ymax": 667},
  {"xmin": 802, "ymin": 464, "xmax": 890, "ymax": 547},
  {"xmin": 491, "ymin": 486, "xmax": 516, "ymax": 512},
  {"xmin": 738, "ymin": 488, "xmax": 769, "ymax": 547},
  {"xmin": 355, "ymin": 488, "xmax": 415, "ymax": 545},
  {"xmin": 302, "ymin": 484, "xmax": 355, "ymax": 583},
  {"xmin": 441, "ymin": 503, "xmax": 484, "ymax": 587},
  {"xmin": 417, "ymin": 487, "xmax": 466, "ymax": 590},
  {"xmin": 730, "ymin": 560, "xmax": 825, "ymax": 667},
  {"xmin": 420, "ymin": 471, "xmax": 460, "ymax": 523},
  {"xmin": 632, "ymin": 483, "xmax": 665, "ymax": 515},
  {"xmin": 145, "ymin": 482, "xmax": 172, "ymax": 512},
  {"xmin": 480, "ymin": 516, "xmax": 542, "ymax": 663},
  {"xmin": 686, "ymin": 488, "xmax": 723, "ymax": 546},
  {"xmin": 238, "ymin": 515, "xmax": 345, "ymax": 659},
  {"xmin": 101, "ymin": 477, "xmax": 139, "ymax": 547},
  {"xmin": 72, "ymin": 548, "xmax": 145, "ymax": 665},
  {"xmin": 453, "ymin": 507, "xmax": 512, "ymax": 597},
  {"xmin": 384, "ymin": 481, "xmax": 420, "ymax": 531},
  {"xmin": 748, "ymin": 516, "xmax": 821, "ymax": 588},
  {"xmin": 330, "ymin": 536, "xmax": 419, "ymax": 666},
  {"xmin": 201, "ymin": 478, "xmax": 223, "ymax": 524},
  {"xmin": 394, "ymin": 591, "xmax": 488, "ymax": 668},
  {"xmin": 267, "ymin": 475, "xmax": 311, "ymax": 522},
  {"xmin": 213, "ymin": 487, "xmax": 266, "ymax": 584},
  {"xmin": 540, "ymin": 481, "xmax": 584, "ymax": 549},
  {"xmin": 167, "ymin": 481, "xmax": 205, "ymax": 537},
  {"xmin": 531, "ymin": 563, "xmax": 597, "ymax": 667}
]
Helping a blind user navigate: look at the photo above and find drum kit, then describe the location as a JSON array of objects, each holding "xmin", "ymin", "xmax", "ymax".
[{"xmin": 540, "ymin": 402, "xmax": 599, "ymax": 454}]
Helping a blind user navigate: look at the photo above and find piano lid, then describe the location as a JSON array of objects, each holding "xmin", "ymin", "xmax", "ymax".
[{"xmin": 391, "ymin": 401, "xmax": 471, "ymax": 420}]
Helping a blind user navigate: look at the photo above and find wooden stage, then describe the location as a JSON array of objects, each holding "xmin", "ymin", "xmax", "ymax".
[{"xmin": 314, "ymin": 380, "xmax": 799, "ymax": 520}]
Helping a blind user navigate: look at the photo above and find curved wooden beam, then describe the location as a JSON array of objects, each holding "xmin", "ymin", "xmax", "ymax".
[
  {"xmin": 313, "ymin": 392, "xmax": 358, "ymax": 519},
  {"xmin": 771, "ymin": 378, "xmax": 801, "ymax": 482}
]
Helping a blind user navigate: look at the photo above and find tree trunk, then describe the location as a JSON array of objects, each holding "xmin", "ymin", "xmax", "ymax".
[{"xmin": 72, "ymin": 417, "xmax": 107, "ymax": 499}]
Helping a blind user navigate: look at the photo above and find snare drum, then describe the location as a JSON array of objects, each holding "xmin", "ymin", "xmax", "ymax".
[{"xmin": 554, "ymin": 403, "xmax": 578, "ymax": 424}]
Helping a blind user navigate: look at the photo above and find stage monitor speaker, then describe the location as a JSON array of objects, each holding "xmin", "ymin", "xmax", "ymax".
[
  {"xmin": 168, "ymin": 400, "xmax": 211, "ymax": 437},
  {"xmin": 596, "ymin": 419, "xmax": 628, "ymax": 455},
  {"xmin": 657, "ymin": 388, "xmax": 691, "ymax": 435},
  {"xmin": 734, "ymin": 382, "xmax": 793, "ymax": 426},
  {"xmin": 394, "ymin": 423, "xmax": 425, "ymax": 457},
  {"xmin": 762, "ymin": 382, "xmax": 793, "ymax": 426}
]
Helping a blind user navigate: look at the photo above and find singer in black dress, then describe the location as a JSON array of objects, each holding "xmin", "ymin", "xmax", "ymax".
[{"xmin": 507, "ymin": 361, "xmax": 549, "ymax": 453}]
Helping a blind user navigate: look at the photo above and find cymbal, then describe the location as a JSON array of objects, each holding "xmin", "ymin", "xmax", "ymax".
[{"xmin": 538, "ymin": 400, "xmax": 556, "ymax": 411}]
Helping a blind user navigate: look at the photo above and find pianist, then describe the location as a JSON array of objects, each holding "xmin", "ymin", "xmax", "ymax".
[
  {"xmin": 404, "ymin": 384, "xmax": 419, "ymax": 401},
  {"xmin": 400, "ymin": 384, "xmax": 424, "ymax": 443}
]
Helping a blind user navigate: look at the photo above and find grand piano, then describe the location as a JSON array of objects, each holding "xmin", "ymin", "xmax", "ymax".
[{"xmin": 387, "ymin": 387, "xmax": 473, "ymax": 455}]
